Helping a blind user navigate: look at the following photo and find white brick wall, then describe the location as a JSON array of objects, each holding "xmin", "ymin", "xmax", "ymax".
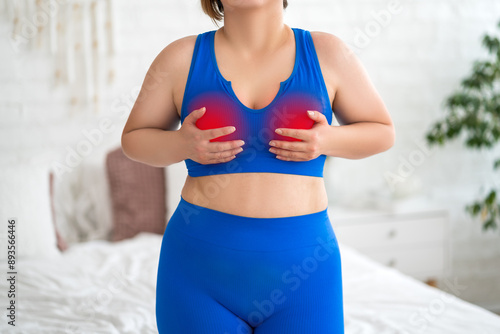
[{"xmin": 1, "ymin": 0, "xmax": 500, "ymax": 312}]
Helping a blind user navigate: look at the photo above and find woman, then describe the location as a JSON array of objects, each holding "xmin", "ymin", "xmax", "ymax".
[{"xmin": 122, "ymin": 0, "xmax": 395, "ymax": 333}]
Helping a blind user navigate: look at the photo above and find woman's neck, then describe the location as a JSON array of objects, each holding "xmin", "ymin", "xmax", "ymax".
[{"xmin": 219, "ymin": 2, "xmax": 287, "ymax": 57}]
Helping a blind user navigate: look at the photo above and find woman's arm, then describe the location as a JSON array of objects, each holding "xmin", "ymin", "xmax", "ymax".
[
  {"xmin": 121, "ymin": 36, "xmax": 244, "ymax": 167},
  {"xmin": 268, "ymin": 32, "xmax": 395, "ymax": 161},
  {"xmin": 315, "ymin": 31, "xmax": 395, "ymax": 159},
  {"xmin": 121, "ymin": 36, "xmax": 195, "ymax": 167}
]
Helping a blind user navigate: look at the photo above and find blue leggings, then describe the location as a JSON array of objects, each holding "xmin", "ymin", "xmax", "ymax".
[{"xmin": 155, "ymin": 196, "xmax": 344, "ymax": 333}]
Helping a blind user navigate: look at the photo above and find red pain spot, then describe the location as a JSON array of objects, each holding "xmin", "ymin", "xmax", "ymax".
[
  {"xmin": 191, "ymin": 94, "xmax": 242, "ymax": 142},
  {"xmin": 268, "ymin": 95, "xmax": 320, "ymax": 142}
]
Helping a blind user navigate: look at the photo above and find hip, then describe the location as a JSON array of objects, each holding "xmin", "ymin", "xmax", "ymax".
[
  {"xmin": 156, "ymin": 196, "xmax": 344, "ymax": 331},
  {"xmin": 166, "ymin": 195, "xmax": 337, "ymax": 252}
]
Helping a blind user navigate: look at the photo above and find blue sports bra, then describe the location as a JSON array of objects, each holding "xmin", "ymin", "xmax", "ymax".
[{"xmin": 180, "ymin": 28, "xmax": 332, "ymax": 177}]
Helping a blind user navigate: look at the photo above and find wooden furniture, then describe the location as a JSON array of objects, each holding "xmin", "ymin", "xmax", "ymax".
[{"xmin": 328, "ymin": 205, "xmax": 450, "ymax": 287}]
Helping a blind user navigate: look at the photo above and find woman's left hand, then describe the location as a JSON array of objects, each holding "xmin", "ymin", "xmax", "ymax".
[{"xmin": 268, "ymin": 110, "xmax": 331, "ymax": 161}]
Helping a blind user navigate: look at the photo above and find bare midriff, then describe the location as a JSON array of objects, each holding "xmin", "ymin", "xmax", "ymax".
[{"xmin": 180, "ymin": 172, "xmax": 328, "ymax": 218}]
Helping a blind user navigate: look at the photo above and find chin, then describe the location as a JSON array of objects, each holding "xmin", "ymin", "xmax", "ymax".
[{"xmin": 222, "ymin": 0, "xmax": 275, "ymax": 10}]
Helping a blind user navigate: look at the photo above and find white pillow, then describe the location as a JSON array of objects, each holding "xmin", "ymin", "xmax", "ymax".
[
  {"xmin": 52, "ymin": 148, "xmax": 113, "ymax": 245},
  {"xmin": 0, "ymin": 163, "xmax": 60, "ymax": 260}
]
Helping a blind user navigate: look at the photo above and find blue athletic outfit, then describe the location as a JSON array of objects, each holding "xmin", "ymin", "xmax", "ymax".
[
  {"xmin": 155, "ymin": 28, "xmax": 344, "ymax": 333},
  {"xmin": 180, "ymin": 28, "xmax": 333, "ymax": 178}
]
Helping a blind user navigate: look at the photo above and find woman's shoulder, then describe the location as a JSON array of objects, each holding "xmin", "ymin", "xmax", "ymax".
[
  {"xmin": 309, "ymin": 31, "xmax": 343, "ymax": 48},
  {"xmin": 144, "ymin": 33, "xmax": 203, "ymax": 89},
  {"xmin": 154, "ymin": 35, "xmax": 198, "ymax": 69},
  {"xmin": 309, "ymin": 31, "xmax": 356, "ymax": 65},
  {"xmin": 307, "ymin": 30, "xmax": 363, "ymax": 94}
]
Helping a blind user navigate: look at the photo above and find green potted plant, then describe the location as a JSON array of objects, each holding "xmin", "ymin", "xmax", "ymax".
[{"xmin": 425, "ymin": 20, "xmax": 500, "ymax": 231}]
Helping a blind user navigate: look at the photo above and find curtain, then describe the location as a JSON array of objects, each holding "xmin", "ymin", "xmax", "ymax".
[{"xmin": 3, "ymin": 0, "xmax": 116, "ymax": 113}]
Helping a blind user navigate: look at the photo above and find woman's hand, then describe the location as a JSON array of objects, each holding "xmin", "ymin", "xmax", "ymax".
[
  {"xmin": 179, "ymin": 107, "xmax": 245, "ymax": 165},
  {"xmin": 268, "ymin": 110, "xmax": 330, "ymax": 161}
]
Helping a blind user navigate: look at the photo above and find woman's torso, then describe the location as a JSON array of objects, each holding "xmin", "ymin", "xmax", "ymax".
[{"xmin": 173, "ymin": 27, "xmax": 335, "ymax": 218}]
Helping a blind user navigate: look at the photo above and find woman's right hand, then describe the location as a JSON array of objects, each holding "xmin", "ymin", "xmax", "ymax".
[{"xmin": 179, "ymin": 107, "xmax": 245, "ymax": 165}]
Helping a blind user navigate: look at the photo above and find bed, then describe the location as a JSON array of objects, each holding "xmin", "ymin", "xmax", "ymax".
[
  {"xmin": 1, "ymin": 148, "xmax": 499, "ymax": 333},
  {"xmin": 2, "ymin": 233, "xmax": 500, "ymax": 333}
]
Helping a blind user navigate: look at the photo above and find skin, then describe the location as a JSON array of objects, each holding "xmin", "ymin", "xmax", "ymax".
[{"xmin": 121, "ymin": 0, "xmax": 395, "ymax": 218}]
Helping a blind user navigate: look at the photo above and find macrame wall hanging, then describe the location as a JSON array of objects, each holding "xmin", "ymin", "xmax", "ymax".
[{"xmin": 2, "ymin": 0, "xmax": 116, "ymax": 114}]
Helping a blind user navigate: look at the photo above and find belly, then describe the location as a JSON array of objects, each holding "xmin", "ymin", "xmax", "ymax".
[{"xmin": 180, "ymin": 173, "xmax": 329, "ymax": 218}]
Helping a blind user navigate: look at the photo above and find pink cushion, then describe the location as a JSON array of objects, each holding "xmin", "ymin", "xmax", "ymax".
[{"xmin": 106, "ymin": 148, "xmax": 167, "ymax": 242}]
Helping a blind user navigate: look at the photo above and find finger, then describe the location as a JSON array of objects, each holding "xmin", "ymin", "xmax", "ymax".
[
  {"xmin": 274, "ymin": 127, "xmax": 309, "ymax": 141},
  {"xmin": 307, "ymin": 110, "xmax": 329, "ymax": 125},
  {"xmin": 203, "ymin": 126, "xmax": 237, "ymax": 141},
  {"xmin": 276, "ymin": 155, "xmax": 308, "ymax": 162},
  {"xmin": 207, "ymin": 140, "xmax": 245, "ymax": 154},
  {"xmin": 186, "ymin": 107, "xmax": 206, "ymax": 124},
  {"xmin": 269, "ymin": 147, "xmax": 318, "ymax": 161},
  {"xmin": 268, "ymin": 140, "xmax": 307, "ymax": 152},
  {"xmin": 207, "ymin": 146, "xmax": 243, "ymax": 162},
  {"xmin": 212, "ymin": 155, "xmax": 237, "ymax": 164},
  {"xmin": 201, "ymin": 154, "xmax": 236, "ymax": 165},
  {"xmin": 269, "ymin": 147, "xmax": 304, "ymax": 159},
  {"xmin": 272, "ymin": 149, "xmax": 310, "ymax": 161}
]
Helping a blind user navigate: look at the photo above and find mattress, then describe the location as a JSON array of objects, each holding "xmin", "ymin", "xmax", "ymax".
[{"xmin": 0, "ymin": 232, "xmax": 499, "ymax": 333}]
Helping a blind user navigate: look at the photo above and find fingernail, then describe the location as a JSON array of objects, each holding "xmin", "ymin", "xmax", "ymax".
[
  {"xmin": 239, "ymin": 140, "xmax": 245, "ymax": 146},
  {"xmin": 269, "ymin": 141, "xmax": 275, "ymax": 146},
  {"xmin": 307, "ymin": 110, "xmax": 315, "ymax": 116},
  {"xmin": 275, "ymin": 129, "xmax": 282, "ymax": 134},
  {"xmin": 200, "ymin": 107, "xmax": 206, "ymax": 112},
  {"xmin": 230, "ymin": 126, "xmax": 236, "ymax": 132}
]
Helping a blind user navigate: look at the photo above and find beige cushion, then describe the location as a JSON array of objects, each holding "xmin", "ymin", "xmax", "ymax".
[{"xmin": 106, "ymin": 148, "xmax": 167, "ymax": 242}]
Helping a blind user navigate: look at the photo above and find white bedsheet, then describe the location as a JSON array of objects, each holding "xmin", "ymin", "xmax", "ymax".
[{"xmin": 1, "ymin": 233, "xmax": 499, "ymax": 333}]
